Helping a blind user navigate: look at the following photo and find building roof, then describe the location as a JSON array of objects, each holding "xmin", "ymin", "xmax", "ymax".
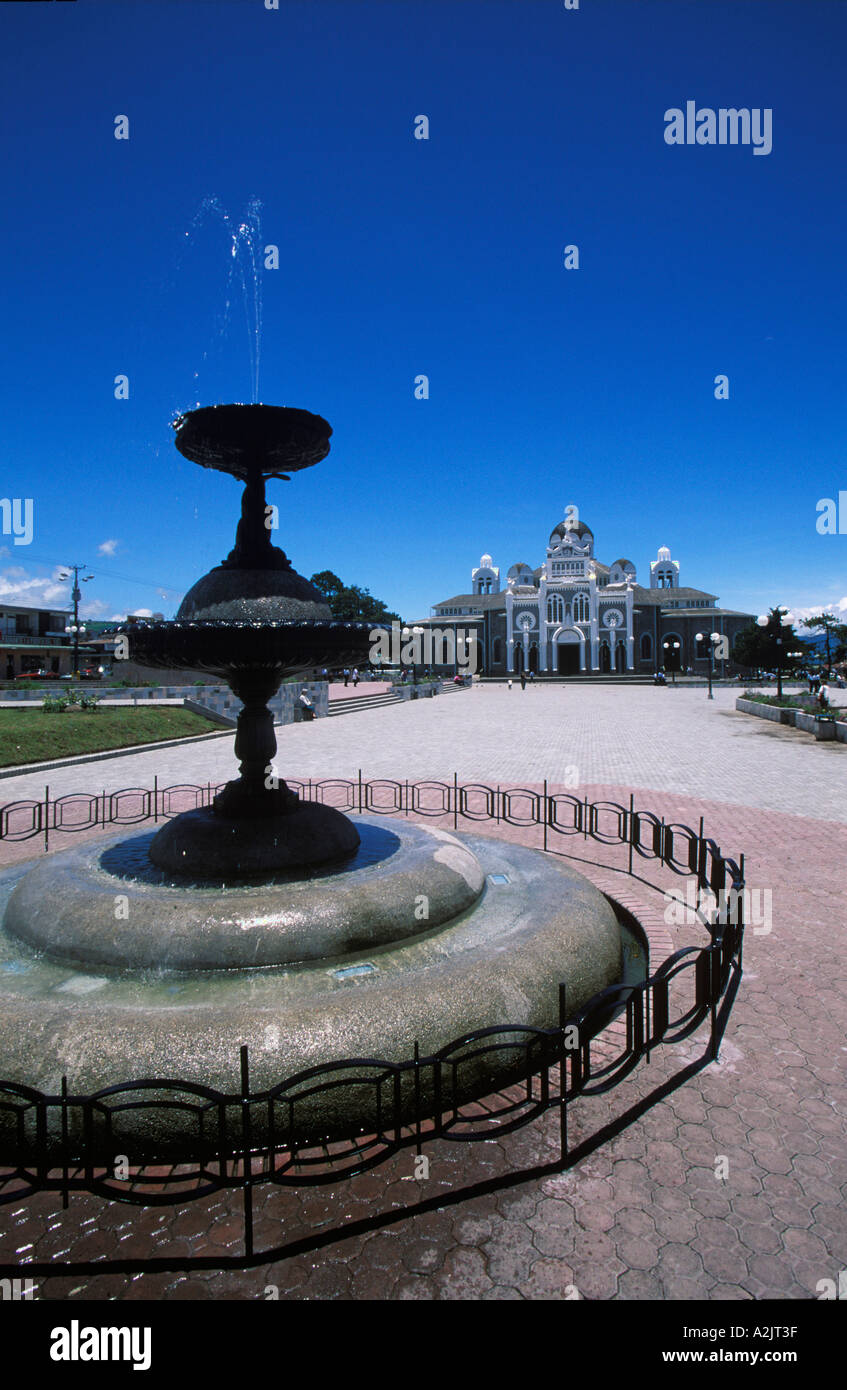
[
  {"xmin": 631, "ymin": 585, "xmax": 718, "ymax": 606},
  {"xmin": 432, "ymin": 593, "xmax": 500, "ymax": 611}
]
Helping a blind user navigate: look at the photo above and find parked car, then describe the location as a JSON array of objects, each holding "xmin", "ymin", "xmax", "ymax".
[{"xmin": 16, "ymin": 669, "xmax": 58, "ymax": 680}]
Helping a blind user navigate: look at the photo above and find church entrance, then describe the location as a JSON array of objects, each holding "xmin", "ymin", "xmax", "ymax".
[
  {"xmin": 615, "ymin": 644, "xmax": 626, "ymax": 673},
  {"xmin": 599, "ymin": 643, "xmax": 611, "ymax": 673},
  {"xmin": 557, "ymin": 644, "xmax": 580, "ymax": 675}
]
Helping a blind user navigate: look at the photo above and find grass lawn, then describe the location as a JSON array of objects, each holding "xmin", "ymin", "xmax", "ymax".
[{"xmin": 0, "ymin": 707, "xmax": 223, "ymax": 768}]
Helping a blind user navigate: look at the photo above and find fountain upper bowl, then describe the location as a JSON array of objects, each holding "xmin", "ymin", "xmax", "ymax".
[{"xmin": 172, "ymin": 403, "xmax": 332, "ymax": 480}]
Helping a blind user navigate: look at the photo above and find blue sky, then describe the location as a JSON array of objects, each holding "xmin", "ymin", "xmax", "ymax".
[{"xmin": 0, "ymin": 0, "xmax": 845, "ymax": 627}]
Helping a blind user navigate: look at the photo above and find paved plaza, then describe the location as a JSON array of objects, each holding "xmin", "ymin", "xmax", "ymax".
[
  {"xmin": 3, "ymin": 684, "xmax": 846, "ymax": 823},
  {"xmin": 1, "ymin": 684, "xmax": 845, "ymax": 1301}
]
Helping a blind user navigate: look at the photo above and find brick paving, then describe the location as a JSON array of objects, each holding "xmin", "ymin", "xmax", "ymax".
[{"xmin": 0, "ymin": 686, "xmax": 845, "ymax": 1300}]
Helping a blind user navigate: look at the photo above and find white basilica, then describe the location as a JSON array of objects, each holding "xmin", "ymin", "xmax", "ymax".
[{"xmin": 427, "ymin": 506, "xmax": 751, "ymax": 678}]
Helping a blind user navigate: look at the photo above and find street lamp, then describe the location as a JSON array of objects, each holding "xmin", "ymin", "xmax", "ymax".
[
  {"xmin": 756, "ymin": 607, "xmax": 793, "ymax": 701},
  {"xmin": 401, "ymin": 626, "xmax": 425, "ymax": 684},
  {"xmin": 64, "ymin": 623, "xmax": 88, "ymax": 680},
  {"xmin": 696, "ymin": 632, "xmax": 722, "ymax": 700},
  {"xmin": 662, "ymin": 639, "xmax": 681, "ymax": 685}
]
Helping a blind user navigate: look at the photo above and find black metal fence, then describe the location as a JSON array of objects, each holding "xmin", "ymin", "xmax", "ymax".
[{"xmin": 0, "ymin": 778, "xmax": 745, "ymax": 1272}]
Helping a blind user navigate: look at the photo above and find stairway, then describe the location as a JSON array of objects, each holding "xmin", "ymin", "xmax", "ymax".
[{"xmin": 327, "ymin": 690, "xmax": 405, "ymax": 717}]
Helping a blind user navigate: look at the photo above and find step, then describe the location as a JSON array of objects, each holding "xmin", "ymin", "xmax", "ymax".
[{"xmin": 328, "ymin": 693, "xmax": 404, "ymax": 716}]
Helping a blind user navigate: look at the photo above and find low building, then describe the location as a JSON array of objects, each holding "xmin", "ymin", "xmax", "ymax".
[{"xmin": 0, "ymin": 603, "xmax": 78, "ymax": 679}]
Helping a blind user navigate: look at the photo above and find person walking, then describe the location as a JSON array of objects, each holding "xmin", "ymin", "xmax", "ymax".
[
  {"xmin": 343, "ymin": 668, "xmax": 350, "ymax": 688},
  {"xmin": 520, "ymin": 670, "xmax": 526, "ymax": 691},
  {"xmin": 352, "ymin": 668, "xmax": 359, "ymax": 687},
  {"xmin": 818, "ymin": 679, "xmax": 830, "ymax": 710}
]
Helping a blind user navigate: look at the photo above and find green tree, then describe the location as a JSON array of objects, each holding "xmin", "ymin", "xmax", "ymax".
[
  {"xmin": 732, "ymin": 609, "xmax": 807, "ymax": 671},
  {"xmin": 309, "ymin": 570, "xmax": 345, "ymax": 603},
  {"xmin": 801, "ymin": 613, "xmax": 847, "ymax": 668},
  {"xmin": 310, "ymin": 573, "xmax": 402, "ymax": 626}
]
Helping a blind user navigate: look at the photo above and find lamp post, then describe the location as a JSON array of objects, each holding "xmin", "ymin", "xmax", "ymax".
[
  {"xmin": 59, "ymin": 565, "xmax": 94, "ymax": 678},
  {"xmin": 757, "ymin": 607, "xmax": 793, "ymax": 701},
  {"xmin": 401, "ymin": 625, "xmax": 425, "ymax": 684},
  {"xmin": 662, "ymin": 639, "xmax": 680, "ymax": 685},
  {"xmin": 696, "ymin": 631, "xmax": 722, "ymax": 700}
]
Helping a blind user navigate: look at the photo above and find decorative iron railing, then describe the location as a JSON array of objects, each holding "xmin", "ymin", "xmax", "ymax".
[{"xmin": 0, "ymin": 778, "xmax": 744, "ymax": 1273}]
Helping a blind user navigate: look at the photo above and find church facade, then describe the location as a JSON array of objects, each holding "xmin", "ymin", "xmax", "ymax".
[{"xmin": 421, "ymin": 509, "xmax": 755, "ymax": 677}]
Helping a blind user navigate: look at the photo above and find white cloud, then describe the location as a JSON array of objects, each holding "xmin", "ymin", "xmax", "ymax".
[
  {"xmin": 792, "ymin": 598, "xmax": 847, "ymax": 629},
  {"xmin": 0, "ymin": 565, "xmax": 70, "ymax": 609},
  {"xmin": 98, "ymin": 539, "xmax": 119, "ymax": 556}
]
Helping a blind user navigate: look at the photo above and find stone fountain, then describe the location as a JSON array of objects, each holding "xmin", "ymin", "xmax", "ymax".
[{"xmin": 0, "ymin": 404, "xmax": 626, "ymax": 1156}]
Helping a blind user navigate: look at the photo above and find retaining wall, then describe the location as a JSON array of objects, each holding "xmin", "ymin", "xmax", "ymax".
[{"xmin": 736, "ymin": 697, "xmax": 847, "ymax": 742}]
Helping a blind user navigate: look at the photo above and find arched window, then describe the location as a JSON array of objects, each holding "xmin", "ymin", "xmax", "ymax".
[
  {"xmin": 574, "ymin": 591, "xmax": 589, "ymax": 623},
  {"xmin": 640, "ymin": 632, "xmax": 652, "ymax": 661},
  {"xmin": 547, "ymin": 594, "xmax": 564, "ymax": 624}
]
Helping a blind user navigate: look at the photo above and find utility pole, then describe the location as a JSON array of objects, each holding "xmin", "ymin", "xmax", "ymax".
[{"xmin": 59, "ymin": 565, "xmax": 94, "ymax": 678}]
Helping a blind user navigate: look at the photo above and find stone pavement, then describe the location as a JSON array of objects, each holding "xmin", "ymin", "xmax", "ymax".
[{"xmin": 0, "ymin": 687, "xmax": 845, "ymax": 1301}]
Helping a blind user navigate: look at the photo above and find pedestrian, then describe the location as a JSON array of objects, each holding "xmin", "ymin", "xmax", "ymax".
[
  {"xmin": 818, "ymin": 680, "xmax": 830, "ymax": 710},
  {"xmin": 321, "ymin": 668, "xmax": 328, "ymax": 682},
  {"xmin": 520, "ymin": 670, "xmax": 526, "ymax": 691},
  {"xmin": 343, "ymin": 668, "xmax": 350, "ymax": 688},
  {"xmin": 507, "ymin": 678, "xmax": 513, "ymax": 690},
  {"xmin": 352, "ymin": 668, "xmax": 359, "ymax": 687},
  {"xmin": 298, "ymin": 690, "xmax": 315, "ymax": 722},
  {"xmin": 529, "ymin": 669, "xmax": 535, "ymax": 684}
]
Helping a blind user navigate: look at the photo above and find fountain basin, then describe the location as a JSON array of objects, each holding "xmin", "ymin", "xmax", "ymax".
[{"xmin": 0, "ymin": 820, "xmax": 624, "ymax": 1157}]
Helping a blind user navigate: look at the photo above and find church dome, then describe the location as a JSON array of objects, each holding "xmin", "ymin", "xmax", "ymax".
[
  {"xmin": 550, "ymin": 520, "xmax": 593, "ymax": 542},
  {"xmin": 480, "ymin": 554, "xmax": 493, "ymax": 568},
  {"xmin": 657, "ymin": 546, "xmax": 671, "ymax": 561}
]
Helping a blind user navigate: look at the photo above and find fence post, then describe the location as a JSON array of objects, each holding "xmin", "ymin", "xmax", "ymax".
[
  {"xmin": 709, "ymin": 947, "xmax": 720, "ymax": 1062},
  {"xmin": 60, "ymin": 1075, "xmax": 69, "ymax": 1209},
  {"xmin": 628, "ymin": 792, "xmax": 634, "ymax": 875},
  {"xmin": 453, "ymin": 772, "xmax": 458, "ymax": 830},
  {"xmin": 240, "ymin": 1044, "xmax": 254, "ymax": 1261},
  {"xmin": 737, "ymin": 852, "xmax": 746, "ymax": 971},
  {"xmin": 357, "ymin": 769, "xmax": 363, "ymax": 815},
  {"xmin": 44, "ymin": 785, "xmax": 49, "ymax": 853},
  {"xmin": 558, "ymin": 983, "xmax": 568, "ymax": 1165},
  {"xmin": 543, "ymin": 778, "xmax": 548, "ymax": 852},
  {"xmin": 413, "ymin": 1040, "xmax": 422, "ymax": 1157},
  {"xmin": 154, "ymin": 774, "xmax": 158, "ymax": 825}
]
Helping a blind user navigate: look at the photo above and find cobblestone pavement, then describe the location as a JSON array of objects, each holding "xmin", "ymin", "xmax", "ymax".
[{"xmin": 1, "ymin": 690, "xmax": 845, "ymax": 1300}]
